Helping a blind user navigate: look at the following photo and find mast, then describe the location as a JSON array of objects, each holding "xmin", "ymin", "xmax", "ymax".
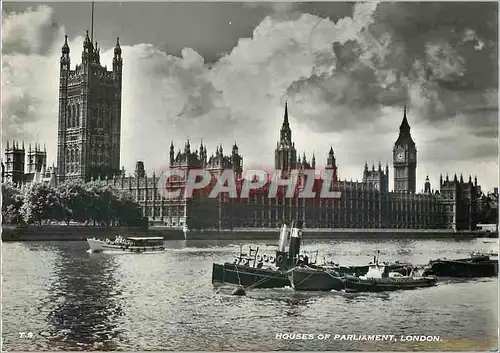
[{"xmin": 91, "ymin": 1, "xmax": 95, "ymax": 43}]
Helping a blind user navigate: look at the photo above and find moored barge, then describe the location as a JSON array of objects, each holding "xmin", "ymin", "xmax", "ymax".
[
  {"xmin": 422, "ymin": 253, "xmax": 498, "ymax": 277},
  {"xmin": 288, "ymin": 265, "xmax": 345, "ymax": 291}
]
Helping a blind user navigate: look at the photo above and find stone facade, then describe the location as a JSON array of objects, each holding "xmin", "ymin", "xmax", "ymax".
[
  {"xmin": 2, "ymin": 142, "xmax": 56, "ymax": 187},
  {"xmin": 2, "ymin": 104, "xmax": 482, "ymax": 231},
  {"xmin": 57, "ymin": 33, "xmax": 123, "ymax": 182},
  {"xmin": 88, "ymin": 105, "xmax": 480, "ymax": 231}
]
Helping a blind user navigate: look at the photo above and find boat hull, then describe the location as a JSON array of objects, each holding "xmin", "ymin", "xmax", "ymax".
[
  {"xmin": 331, "ymin": 263, "xmax": 415, "ymax": 277},
  {"xmin": 344, "ymin": 275, "xmax": 437, "ymax": 292},
  {"xmin": 212, "ymin": 262, "xmax": 290, "ymax": 288},
  {"xmin": 86, "ymin": 238, "xmax": 165, "ymax": 253},
  {"xmin": 289, "ymin": 267, "xmax": 345, "ymax": 291},
  {"xmin": 422, "ymin": 257, "xmax": 498, "ymax": 277}
]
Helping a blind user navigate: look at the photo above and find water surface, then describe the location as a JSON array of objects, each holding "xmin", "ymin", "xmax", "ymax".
[{"xmin": 2, "ymin": 237, "xmax": 498, "ymax": 351}]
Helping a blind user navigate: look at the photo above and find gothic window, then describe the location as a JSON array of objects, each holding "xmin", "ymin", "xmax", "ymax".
[
  {"xmin": 75, "ymin": 105, "xmax": 80, "ymax": 127},
  {"xmin": 67, "ymin": 105, "xmax": 72, "ymax": 127}
]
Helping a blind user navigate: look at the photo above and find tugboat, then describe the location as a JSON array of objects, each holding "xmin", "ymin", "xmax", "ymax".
[
  {"xmin": 87, "ymin": 235, "xmax": 166, "ymax": 253},
  {"xmin": 344, "ymin": 254, "xmax": 437, "ymax": 292},
  {"xmin": 211, "ymin": 221, "xmax": 305, "ymax": 288},
  {"xmin": 422, "ymin": 252, "xmax": 498, "ymax": 277}
]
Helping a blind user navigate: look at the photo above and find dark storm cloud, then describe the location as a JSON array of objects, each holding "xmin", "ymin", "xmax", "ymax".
[
  {"xmin": 283, "ymin": 1, "xmax": 498, "ymax": 138},
  {"xmin": 3, "ymin": 2, "xmax": 273, "ymax": 62},
  {"xmin": 298, "ymin": 2, "xmax": 354, "ymax": 22},
  {"xmin": 423, "ymin": 139, "xmax": 498, "ymax": 162},
  {"xmin": 374, "ymin": 2, "xmax": 498, "ymax": 112}
]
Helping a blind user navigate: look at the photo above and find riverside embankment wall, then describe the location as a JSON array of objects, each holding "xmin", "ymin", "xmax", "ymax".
[{"xmin": 1, "ymin": 225, "xmax": 483, "ymax": 241}]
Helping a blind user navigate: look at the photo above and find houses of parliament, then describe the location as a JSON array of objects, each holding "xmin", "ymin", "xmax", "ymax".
[{"xmin": 2, "ymin": 31, "xmax": 482, "ymax": 231}]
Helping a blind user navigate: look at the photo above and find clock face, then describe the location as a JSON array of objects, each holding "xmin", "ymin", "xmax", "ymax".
[
  {"xmin": 374, "ymin": 183, "xmax": 379, "ymax": 190},
  {"xmin": 395, "ymin": 151, "xmax": 405, "ymax": 162},
  {"xmin": 62, "ymin": 65, "xmax": 68, "ymax": 70}
]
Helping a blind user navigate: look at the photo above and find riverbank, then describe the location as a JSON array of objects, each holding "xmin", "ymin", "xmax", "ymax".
[
  {"xmin": 180, "ymin": 228, "xmax": 482, "ymax": 240},
  {"xmin": 1, "ymin": 224, "xmax": 489, "ymax": 241},
  {"xmin": 1, "ymin": 225, "xmax": 151, "ymax": 242}
]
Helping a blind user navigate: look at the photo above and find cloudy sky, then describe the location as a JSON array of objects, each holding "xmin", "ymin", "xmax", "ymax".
[{"xmin": 2, "ymin": 2, "xmax": 498, "ymax": 192}]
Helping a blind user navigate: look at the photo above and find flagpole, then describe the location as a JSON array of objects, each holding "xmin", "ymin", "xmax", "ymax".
[{"xmin": 91, "ymin": 1, "xmax": 95, "ymax": 44}]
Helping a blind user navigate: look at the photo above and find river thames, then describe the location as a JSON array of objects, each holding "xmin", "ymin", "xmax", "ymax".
[{"xmin": 2, "ymin": 237, "xmax": 498, "ymax": 351}]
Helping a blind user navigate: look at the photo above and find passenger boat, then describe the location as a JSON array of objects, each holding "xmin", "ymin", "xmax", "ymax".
[
  {"xmin": 211, "ymin": 221, "xmax": 305, "ymax": 288},
  {"xmin": 288, "ymin": 265, "xmax": 345, "ymax": 291},
  {"xmin": 344, "ymin": 263, "xmax": 437, "ymax": 292},
  {"xmin": 86, "ymin": 235, "xmax": 166, "ymax": 253},
  {"xmin": 422, "ymin": 252, "xmax": 498, "ymax": 278}
]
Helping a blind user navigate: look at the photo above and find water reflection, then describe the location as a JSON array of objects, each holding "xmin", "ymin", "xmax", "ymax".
[
  {"xmin": 394, "ymin": 239, "xmax": 416, "ymax": 257},
  {"xmin": 343, "ymin": 291, "xmax": 391, "ymax": 303},
  {"xmin": 44, "ymin": 243, "xmax": 124, "ymax": 349},
  {"xmin": 2, "ymin": 238, "xmax": 497, "ymax": 351}
]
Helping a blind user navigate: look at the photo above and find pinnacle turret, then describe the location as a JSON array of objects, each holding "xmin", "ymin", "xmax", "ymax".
[
  {"xmin": 62, "ymin": 34, "xmax": 70, "ymax": 54},
  {"xmin": 83, "ymin": 30, "xmax": 92, "ymax": 50},
  {"xmin": 114, "ymin": 37, "xmax": 122, "ymax": 56}
]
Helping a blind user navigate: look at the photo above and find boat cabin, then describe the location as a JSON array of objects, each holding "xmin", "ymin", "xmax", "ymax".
[
  {"xmin": 361, "ymin": 264, "xmax": 383, "ymax": 279},
  {"xmin": 126, "ymin": 237, "xmax": 165, "ymax": 246},
  {"xmin": 361, "ymin": 263, "xmax": 416, "ymax": 279}
]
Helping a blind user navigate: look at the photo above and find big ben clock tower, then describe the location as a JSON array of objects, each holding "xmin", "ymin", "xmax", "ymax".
[{"xmin": 393, "ymin": 106, "xmax": 417, "ymax": 193}]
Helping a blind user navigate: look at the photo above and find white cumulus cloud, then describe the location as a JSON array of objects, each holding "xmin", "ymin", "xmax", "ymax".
[{"xmin": 1, "ymin": 4, "xmax": 498, "ymax": 192}]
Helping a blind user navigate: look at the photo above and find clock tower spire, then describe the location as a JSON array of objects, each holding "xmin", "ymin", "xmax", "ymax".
[{"xmin": 393, "ymin": 105, "xmax": 417, "ymax": 193}]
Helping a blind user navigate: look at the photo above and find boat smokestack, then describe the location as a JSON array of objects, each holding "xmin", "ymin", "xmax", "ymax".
[
  {"xmin": 275, "ymin": 250, "xmax": 288, "ymax": 270},
  {"xmin": 278, "ymin": 223, "xmax": 288, "ymax": 252},
  {"xmin": 288, "ymin": 220, "xmax": 303, "ymax": 265}
]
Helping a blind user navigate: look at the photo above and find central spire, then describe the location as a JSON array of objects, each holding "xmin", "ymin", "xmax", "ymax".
[
  {"xmin": 283, "ymin": 101, "xmax": 289, "ymax": 128},
  {"xmin": 275, "ymin": 102, "xmax": 297, "ymax": 171},
  {"xmin": 279, "ymin": 101, "xmax": 292, "ymax": 144}
]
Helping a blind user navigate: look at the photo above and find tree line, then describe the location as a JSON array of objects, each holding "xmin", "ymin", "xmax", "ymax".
[
  {"xmin": 478, "ymin": 192, "xmax": 499, "ymax": 226},
  {"xmin": 2, "ymin": 180, "xmax": 147, "ymax": 227}
]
